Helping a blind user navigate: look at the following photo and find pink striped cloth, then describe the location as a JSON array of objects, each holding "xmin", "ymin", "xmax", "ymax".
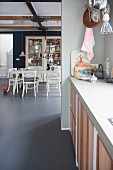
[{"xmin": 81, "ymin": 28, "xmax": 95, "ymax": 61}]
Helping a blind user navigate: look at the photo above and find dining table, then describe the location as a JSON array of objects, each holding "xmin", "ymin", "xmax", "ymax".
[{"xmin": 12, "ymin": 68, "xmax": 61, "ymax": 95}]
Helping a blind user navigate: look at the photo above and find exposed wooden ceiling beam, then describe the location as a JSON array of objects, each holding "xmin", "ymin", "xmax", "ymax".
[
  {"xmin": 29, "ymin": 0, "xmax": 61, "ymax": 1},
  {"xmin": 0, "ymin": 16, "xmax": 31, "ymax": 21},
  {"xmin": 0, "ymin": 25, "xmax": 61, "ymax": 30},
  {"xmin": 0, "ymin": 26, "xmax": 37, "ymax": 30},
  {"xmin": 26, "ymin": 2, "xmax": 43, "ymax": 28},
  {"xmin": 0, "ymin": 16, "xmax": 61, "ymax": 22},
  {"xmin": 43, "ymin": 16, "xmax": 61, "ymax": 21},
  {"xmin": 2, "ymin": 0, "xmax": 61, "ymax": 2},
  {"xmin": 47, "ymin": 26, "xmax": 61, "ymax": 30}
]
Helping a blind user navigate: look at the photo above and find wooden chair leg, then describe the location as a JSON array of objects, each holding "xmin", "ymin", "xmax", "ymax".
[
  {"xmin": 34, "ymin": 84, "xmax": 36, "ymax": 97},
  {"xmin": 22, "ymin": 83, "xmax": 25, "ymax": 97},
  {"xmin": 19, "ymin": 81, "xmax": 22, "ymax": 88},
  {"xmin": 46, "ymin": 82, "xmax": 49, "ymax": 96},
  {"xmin": 47, "ymin": 90, "xmax": 48, "ymax": 96},
  {"xmin": 17, "ymin": 83, "xmax": 19, "ymax": 93},
  {"xmin": 7, "ymin": 80, "xmax": 10, "ymax": 92},
  {"xmin": 26, "ymin": 84, "xmax": 28, "ymax": 93},
  {"xmin": 37, "ymin": 82, "xmax": 39, "ymax": 93}
]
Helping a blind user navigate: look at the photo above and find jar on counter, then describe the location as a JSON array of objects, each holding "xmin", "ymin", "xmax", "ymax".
[{"xmin": 91, "ymin": 74, "xmax": 97, "ymax": 83}]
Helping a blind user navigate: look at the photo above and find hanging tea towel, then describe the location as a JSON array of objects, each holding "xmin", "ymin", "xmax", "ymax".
[{"xmin": 81, "ymin": 28, "xmax": 95, "ymax": 60}]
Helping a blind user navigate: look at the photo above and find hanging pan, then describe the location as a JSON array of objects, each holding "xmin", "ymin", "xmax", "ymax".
[{"xmin": 83, "ymin": 8, "xmax": 103, "ymax": 28}]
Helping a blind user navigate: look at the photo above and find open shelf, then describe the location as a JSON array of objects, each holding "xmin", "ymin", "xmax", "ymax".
[{"xmin": 26, "ymin": 36, "xmax": 61, "ymax": 68}]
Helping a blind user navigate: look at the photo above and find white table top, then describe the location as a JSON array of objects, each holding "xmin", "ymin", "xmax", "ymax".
[
  {"xmin": 70, "ymin": 77, "xmax": 113, "ymax": 159},
  {"xmin": 12, "ymin": 69, "xmax": 60, "ymax": 74}
]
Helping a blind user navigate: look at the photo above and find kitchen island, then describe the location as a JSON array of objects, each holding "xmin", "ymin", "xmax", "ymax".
[{"xmin": 70, "ymin": 77, "xmax": 113, "ymax": 170}]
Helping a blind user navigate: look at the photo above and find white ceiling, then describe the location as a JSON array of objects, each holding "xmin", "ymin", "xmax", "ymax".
[
  {"xmin": 0, "ymin": 2, "xmax": 32, "ymax": 16},
  {"xmin": 33, "ymin": 2, "xmax": 61, "ymax": 16},
  {"xmin": 0, "ymin": 2, "xmax": 61, "ymax": 31}
]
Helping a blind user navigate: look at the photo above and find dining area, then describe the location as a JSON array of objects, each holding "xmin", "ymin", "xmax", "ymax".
[
  {"xmin": 5, "ymin": 67, "xmax": 61, "ymax": 97},
  {"xmin": 1, "ymin": 33, "xmax": 61, "ymax": 98}
]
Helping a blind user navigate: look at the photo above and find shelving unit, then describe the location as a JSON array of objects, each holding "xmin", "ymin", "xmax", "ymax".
[
  {"xmin": 25, "ymin": 36, "xmax": 61, "ymax": 82},
  {"xmin": 25, "ymin": 36, "xmax": 61, "ymax": 69},
  {"xmin": 46, "ymin": 36, "xmax": 61, "ymax": 66},
  {"xmin": 25, "ymin": 36, "xmax": 44, "ymax": 68}
]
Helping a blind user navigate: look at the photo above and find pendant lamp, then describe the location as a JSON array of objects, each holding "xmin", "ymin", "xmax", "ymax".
[
  {"xmin": 19, "ymin": 20, "xmax": 25, "ymax": 56},
  {"xmin": 100, "ymin": 13, "xmax": 113, "ymax": 34}
]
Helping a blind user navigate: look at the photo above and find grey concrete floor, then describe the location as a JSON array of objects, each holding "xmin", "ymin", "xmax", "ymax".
[
  {"xmin": 0, "ymin": 81, "xmax": 77, "ymax": 170},
  {"xmin": 0, "ymin": 83, "xmax": 61, "ymax": 120}
]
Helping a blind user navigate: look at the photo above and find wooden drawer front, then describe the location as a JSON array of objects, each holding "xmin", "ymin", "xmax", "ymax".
[{"xmin": 97, "ymin": 137, "xmax": 113, "ymax": 170}]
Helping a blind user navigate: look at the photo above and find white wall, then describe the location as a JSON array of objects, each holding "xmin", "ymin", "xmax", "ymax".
[
  {"xmin": 0, "ymin": 34, "xmax": 13, "ymax": 66},
  {"xmin": 61, "ymin": 0, "xmax": 105, "ymax": 128}
]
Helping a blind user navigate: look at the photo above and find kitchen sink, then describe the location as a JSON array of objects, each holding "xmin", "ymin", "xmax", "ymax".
[{"xmin": 108, "ymin": 118, "xmax": 113, "ymax": 126}]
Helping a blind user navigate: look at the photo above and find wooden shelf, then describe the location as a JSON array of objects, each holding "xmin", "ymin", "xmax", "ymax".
[
  {"xmin": 26, "ymin": 36, "xmax": 61, "ymax": 68},
  {"xmin": 53, "ymin": 59, "xmax": 60, "ymax": 60}
]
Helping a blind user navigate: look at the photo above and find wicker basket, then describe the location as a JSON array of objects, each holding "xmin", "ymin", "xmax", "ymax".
[{"xmin": 2, "ymin": 84, "xmax": 8, "ymax": 92}]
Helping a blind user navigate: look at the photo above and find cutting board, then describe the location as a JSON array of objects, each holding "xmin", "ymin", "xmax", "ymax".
[{"xmin": 70, "ymin": 50, "xmax": 90, "ymax": 76}]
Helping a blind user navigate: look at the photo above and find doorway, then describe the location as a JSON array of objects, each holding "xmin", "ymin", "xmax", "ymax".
[{"xmin": 0, "ymin": 34, "xmax": 13, "ymax": 69}]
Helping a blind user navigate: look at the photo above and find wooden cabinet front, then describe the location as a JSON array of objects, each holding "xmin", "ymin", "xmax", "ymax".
[
  {"xmin": 78, "ymin": 100, "xmax": 94, "ymax": 170},
  {"xmin": 70, "ymin": 81, "xmax": 113, "ymax": 170},
  {"xmin": 70, "ymin": 83, "xmax": 76, "ymax": 152},
  {"xmin": 77, "ymin": 99, "xmax": 82, "ymax": 169},
  {"xmin": 97, "ymin": 136, "xmax": 113, "ymax": 170},
  {"xmin": 87, "ymin": 118, "xmax": 94, "ymax": 170}
]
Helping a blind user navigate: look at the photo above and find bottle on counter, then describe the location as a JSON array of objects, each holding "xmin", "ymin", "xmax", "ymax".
[
  {"xmin": 91, "ymin": 74, "xmax": 97, "ymax": 83},
  {"xmin": 104, "ymin": 58, "xmax": 110, "ymax": 79}
]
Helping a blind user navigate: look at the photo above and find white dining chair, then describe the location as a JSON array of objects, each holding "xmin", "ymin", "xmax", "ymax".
[
  {"xmin": 46, "ymin": 71, "xmax": 61, "ymax": 96},
  {"xmin": 7, "ymin": 68, "xmax": 23, "ymax": 93},
  {"xmin": 22, "ymin": 71, "xmax": 39, "ymax": 97}
]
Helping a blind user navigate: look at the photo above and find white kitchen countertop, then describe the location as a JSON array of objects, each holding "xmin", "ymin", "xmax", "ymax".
[{"xmin": 70, "ymin": 77, "xmax": 113, "ymax": 159}]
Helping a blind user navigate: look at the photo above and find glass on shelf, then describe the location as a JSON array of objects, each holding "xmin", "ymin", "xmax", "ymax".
[
  {"xmin": 49, "ymin": 45, "xmax": 55, "ymax": 53},
  {"xmin": 46, "ymin": 39, "xmax": 60, "ymax": 45},
  {"xmin": 28, "ymin": 57, "xmax": 42, "ymax": 66},
  {"xmin": 55, "ymin": 45, "xmax": 60, "ymax": 52},
  {"xmin": 46, "ymin": 38, "xmax": 61, "ymax": 67},
  {"xmin": 29, "ymin": 39, "xmax": 42, "ymax": 46},
  {"xmin": 28, "ymin": 44, "xmax": 42, "ymax": 52}
]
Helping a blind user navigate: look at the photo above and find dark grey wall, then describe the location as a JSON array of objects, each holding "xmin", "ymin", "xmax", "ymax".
[{"xmin": 0, "ymin": 31, "xmax": 61, "ymax": 68}]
